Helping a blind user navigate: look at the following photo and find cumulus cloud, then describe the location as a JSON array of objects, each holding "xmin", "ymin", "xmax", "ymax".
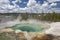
[
  {"xmin": 50, "ymin": 3, "xmax": 57, "ymax": 6},
  {"xmin": 27, "ymin": 0, "xmax": 36, "ymax": 7},
  {"xmin": 47, "ymin": 0, "xmax": 60, "ymax": 3},
  {"xmin": 0, "ymin": 0, "xmax": 59, "ymax": 13},
  {"xmin": 12, "ymin": 0, "xmax": 22, "ymax": 7}
]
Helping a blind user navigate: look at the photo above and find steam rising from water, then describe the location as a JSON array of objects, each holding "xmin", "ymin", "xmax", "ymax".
[
  {"xmin": 0, "ymin": 15, "xmax": 49, "ymax": 29},
  {"xmin": 0, "ymin": 15, "xmax": 60, "ymax": 40},
  {"xmin": 0, "ymin": 16, "xmax": 20, "ymax": 28},
  {"xmin": 0, "ymin": 15, "xmax": 22, "ymax": 27}
]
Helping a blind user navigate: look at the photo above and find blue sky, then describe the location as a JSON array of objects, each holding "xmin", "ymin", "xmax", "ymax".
[
  {"xmin": 10, "ymin": 0, "xmax": 47, "ymax": 8},
  {"xmin": 10, "ymin": 0, "xmax": 29, "ymax": 8},
  {"xmin": 10, "ymin": 0, "xmax": 60, "ymax": 8},
  {"xmin": 0, "ymin": 0, "xmax": 60, "ymax": 13}
]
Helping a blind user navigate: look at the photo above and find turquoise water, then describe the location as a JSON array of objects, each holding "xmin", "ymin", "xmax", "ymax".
[{"xmin": 10, "ymin": 23, "xmax": 48, "ymax": 32}]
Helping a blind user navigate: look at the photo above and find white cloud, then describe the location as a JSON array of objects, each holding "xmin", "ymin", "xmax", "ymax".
[
  {"xmin": 12, "ymin": 0, "xmax": 22, "ymax": 3},
  {"xmin": 27, "ymin": 0, "xmax": 36, "ymax": 7},
  {"xmin": 42, "ymin": 1, "xmax": 48, "ymax": 8},
  {"xmin": 50, "ymin": 3, "xmax": 57, "ymax": 6},
  {"xmin": 47, "ymin": 0, "xmax": 60, "ymax": 3},
  {"xmin": 12, "ymin": 0, "xmax": 22, "ymax": 7},
  {"xmin": 0, "ymin": 0, "xmax": 59, "ymax": 13},
  {"xmin": 26, "ymin": 1, "xmax": 57, "ymax": 13},
  {"xmin": 0, "ymin": 0, "xmax": 10, "ymax": 3}
]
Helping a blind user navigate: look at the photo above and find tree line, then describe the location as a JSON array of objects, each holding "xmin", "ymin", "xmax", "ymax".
[{"xmin": 0, "ymin": 13, "xmax": 60, "ymax": 22}]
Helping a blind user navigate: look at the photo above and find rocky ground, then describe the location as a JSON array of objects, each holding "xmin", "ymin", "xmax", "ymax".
[{"xmin": 0, "ymin": 28, "xmax": 58, "ymax": 40}]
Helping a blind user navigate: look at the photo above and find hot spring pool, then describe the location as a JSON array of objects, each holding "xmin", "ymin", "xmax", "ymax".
[{"xmin": 9, "ymin": 23, "xmax": 49, "ymax": 32}]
